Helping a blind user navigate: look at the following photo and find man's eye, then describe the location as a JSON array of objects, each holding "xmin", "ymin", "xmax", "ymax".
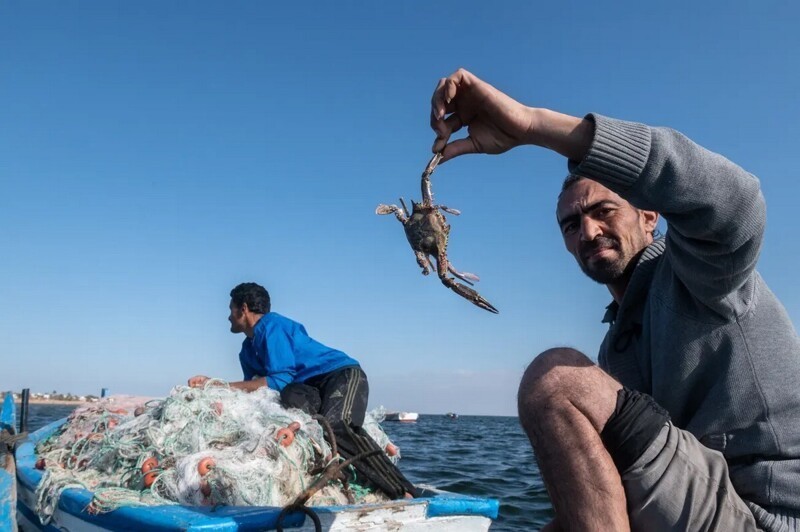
[{"xmin": 562, "ymin": 223, "xmax": 577, "ymax": 235}]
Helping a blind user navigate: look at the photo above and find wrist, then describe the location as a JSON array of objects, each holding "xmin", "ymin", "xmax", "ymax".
[
  {"xmin": 528, "ymin": 108, "xmax": 593, "ymax": 162},
  {"xmin": 524, "ymin": 107, "xmax": 547, "ymax": 146}
]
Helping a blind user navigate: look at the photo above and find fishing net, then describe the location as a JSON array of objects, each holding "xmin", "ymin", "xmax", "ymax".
[{"xmin": 32, "ymin": 382, "xmax": 401, "ymax": 524}]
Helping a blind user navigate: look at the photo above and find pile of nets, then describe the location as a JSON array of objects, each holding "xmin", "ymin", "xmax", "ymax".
[{"xmin": 33, "ymin": 382, "xmax": 401, "ymax": 523}]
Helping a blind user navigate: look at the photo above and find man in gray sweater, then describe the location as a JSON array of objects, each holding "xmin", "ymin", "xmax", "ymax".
[{"xmin": 430, "ymin": 69, "xmax": 800, "ymax": 531}]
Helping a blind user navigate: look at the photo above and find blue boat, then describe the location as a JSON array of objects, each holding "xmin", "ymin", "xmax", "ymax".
[
  {"xmin": 1, "ymin": 393, "xmax": 18, "ymax": 531},
  {"xmin": 14, "ymin": 417, "xmax": 499, "ymax": 531}
]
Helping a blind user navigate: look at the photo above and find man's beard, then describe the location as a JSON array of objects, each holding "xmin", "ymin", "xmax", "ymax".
[{"xmin": 578, "ymin": 236, "xmax": 632, "ymax": 285}]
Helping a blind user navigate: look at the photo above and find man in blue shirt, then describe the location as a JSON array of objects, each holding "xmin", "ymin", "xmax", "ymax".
[{"xmin": 189, "ymin": 282, "xmax": 415, "ymax": 499}]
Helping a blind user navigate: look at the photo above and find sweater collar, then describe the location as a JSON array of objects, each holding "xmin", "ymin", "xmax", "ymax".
[{"xmin": 602, "ymin": 237, "xmax": 666, "ymax": 324}]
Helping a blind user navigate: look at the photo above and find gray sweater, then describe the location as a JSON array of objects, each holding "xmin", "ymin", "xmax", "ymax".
[{"xmin": 570, "ymin": 114, "xmax": 800, "ymax": 524}]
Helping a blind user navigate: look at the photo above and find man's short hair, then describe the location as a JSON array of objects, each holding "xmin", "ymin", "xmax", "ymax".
[
  {"xmin": 559, "ymin": 174, "xmax": 586, "ymax": 200},
  {"xmin": 557, "ymin": 174, "xmax": 662, "ymax": 238},
  {"xmin": 230, "ymin": 282, "xmax": 271, "ymax": 314}
]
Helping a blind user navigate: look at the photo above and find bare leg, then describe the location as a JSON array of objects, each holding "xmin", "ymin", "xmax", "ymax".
[
  {"xmin": 540, "ymin": 519, "xmax": 561, "ymax": 531},
  {"xmin": 517, "ymin": 348, "xmax": 628, "ymax": 531}
]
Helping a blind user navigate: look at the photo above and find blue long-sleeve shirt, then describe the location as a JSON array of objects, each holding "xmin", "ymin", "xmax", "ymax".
[{"xmin": 238, "ymin": 312, "xmax": 359, "ymax": 391}]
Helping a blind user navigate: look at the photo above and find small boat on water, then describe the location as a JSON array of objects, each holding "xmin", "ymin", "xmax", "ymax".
[
  {"xmin": 1, "ymin": 394, "xmax": 17, "ymax": 531},
  {"xmin": 445, "ymin": 412, "xmax": 458, "ymax": 420},
  {"xmin": 13, "ymin": 416, "xmax": 498, "ymax": 531},
  {"xmin": 384, "ymin": 412, "xmax": 419, "ymax": 422}
]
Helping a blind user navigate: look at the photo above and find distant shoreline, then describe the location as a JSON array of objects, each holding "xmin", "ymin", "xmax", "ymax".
[
  {"xmin": 17, "ymin": 399, "xmax": 88, "ymax": 406},
  {"xmin": 9, "ymin": 395, "xmax": 159, "ymax": 409}
]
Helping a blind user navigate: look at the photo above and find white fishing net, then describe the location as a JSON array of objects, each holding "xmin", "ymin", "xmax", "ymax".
[{"xmin": 32, "ymin": 383, "xmax": 400, "ymax": 523}]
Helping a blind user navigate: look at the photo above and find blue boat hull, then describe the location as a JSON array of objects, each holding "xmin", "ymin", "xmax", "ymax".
[
  {"xmin": 16, "ymin": 418, "xmax": 498, "ymax": 531},
  {"xmin": 2, "ymin": 393, "xmax": 18, "ymax": 532}
]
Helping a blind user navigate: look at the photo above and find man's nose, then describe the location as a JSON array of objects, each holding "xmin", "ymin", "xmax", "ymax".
[{"xmin": 580, "ymin": 217, "xmax": 602, "ymax": 241}]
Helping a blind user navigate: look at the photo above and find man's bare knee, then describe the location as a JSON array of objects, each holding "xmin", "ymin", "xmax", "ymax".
[
  {"xmin": 527, "ymin": 347, "xmax": 594, "ymax": 374},
  {"xmin": 519, "ymin": 348, "xmax": 593, "ymax": 398},
  {"xmin": 518, "ymin": 347, "xmax": 620, "ymax": 431}
]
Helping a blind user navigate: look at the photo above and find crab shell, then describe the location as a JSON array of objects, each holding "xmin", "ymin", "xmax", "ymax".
[{"xmin": 402, "ymin": 201, "xmax": 450, "ymax": 256}]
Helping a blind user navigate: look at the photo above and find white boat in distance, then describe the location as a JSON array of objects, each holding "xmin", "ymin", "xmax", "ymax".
[{"xmin": 385, "ymin": 412, "xmax": 419, "ymax": 422}]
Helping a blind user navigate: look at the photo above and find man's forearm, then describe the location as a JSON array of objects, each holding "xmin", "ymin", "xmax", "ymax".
[
  {"xmin": 230, "ymin": 377, "xmax": 267, "ymax": 393},
  {"xmin": 528, "ymin": 108, "xmax": 594, "ymax": 163}
]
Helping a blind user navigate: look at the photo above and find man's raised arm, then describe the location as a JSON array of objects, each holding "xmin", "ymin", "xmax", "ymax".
[
  {"xmin": 430, "ymin": 68, "xmax": 593, "ymax": 163},
  {"xmin": 569, "ymin": 114, "xmax": 766, "ymax": 312}
]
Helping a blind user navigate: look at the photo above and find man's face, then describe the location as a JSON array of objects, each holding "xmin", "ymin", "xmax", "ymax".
[
  {"xmin": 228, "ymin": 300, "xmax": 246, "ymax": 333},
  {"xmin": 556, "ymin": 179, "xmax": 656, "ymax": 285}
]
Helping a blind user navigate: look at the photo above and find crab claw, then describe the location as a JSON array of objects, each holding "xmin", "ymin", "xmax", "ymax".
[{"xmin": 448, "ymin": 282, "xmax": 499, "ymax": 314}]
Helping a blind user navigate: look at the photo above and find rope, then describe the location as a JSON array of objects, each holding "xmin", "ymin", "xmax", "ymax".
[
  {"xmin": 275, "ymin": 503, "xmax": 322, "ymax": 532},
  {"xmin": 1, "ymin": 429, "xmax": 28, "ymax": 450}
]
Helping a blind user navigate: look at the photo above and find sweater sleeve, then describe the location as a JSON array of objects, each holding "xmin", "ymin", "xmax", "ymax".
[{"xmin": 569, "ymin": 114, "xmax": 766, "ymax": 316}]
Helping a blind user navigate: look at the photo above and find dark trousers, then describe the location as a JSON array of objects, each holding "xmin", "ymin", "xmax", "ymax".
[{"xmin": 280, "ymin": 366, "xmax": 415, "ymax": 499}]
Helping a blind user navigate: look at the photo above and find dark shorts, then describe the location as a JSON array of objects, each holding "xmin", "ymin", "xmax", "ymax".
[
  {"xmin": 279, "ymin": 365, "xmax": 366, "ymax": 425},
  {"xmin": 279, "ymin": 366, "xmax": 415, "ymax": 499},
  {"xmin": 602, "ymin": 388, "xmax": 764, "ymax": 531}
]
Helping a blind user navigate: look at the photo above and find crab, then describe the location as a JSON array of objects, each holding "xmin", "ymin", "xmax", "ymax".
[{"xmin": 376, "ymin": 153, "xmax": 498, "ymax": 314}]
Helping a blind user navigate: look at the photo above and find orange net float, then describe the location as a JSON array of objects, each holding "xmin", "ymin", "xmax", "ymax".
[
  {"xmin": 385, "ymin": 443, "xmax": 400, "ymax": 457},
  {"xmin": 143, "ymin": 471, "xmax": 159, "ymax": 489},
  {"xmin": 141, "ymin": 457, "xmax": 159, "ymax": 474},
  {"xmin": 35, "ymin": 458, "xmax": 46, "ymax": 470},
  {"xmin": 275, "ymin": 421, "xmax": 301, "ymax": 447},
  {"xmin": 197, "ymin": 457, "xmax": 216, "ymax": 476}
]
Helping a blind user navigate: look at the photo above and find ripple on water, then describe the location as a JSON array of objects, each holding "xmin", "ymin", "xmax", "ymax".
[{"xmin": 383, "ymin": 415, "xmax": 554, "ymax": 531}]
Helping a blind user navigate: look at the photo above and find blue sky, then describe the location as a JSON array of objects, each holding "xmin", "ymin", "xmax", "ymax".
[{"xmin": 1, "ymin": 1, "xmax": 798, "ymax": 416}]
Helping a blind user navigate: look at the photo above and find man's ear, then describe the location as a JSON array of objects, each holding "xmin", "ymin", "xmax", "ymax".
[
  {"xmin": 240, "ymin": 303, "xmax": 250, "ymax": 314},
  {"xmin": 642, "ymin": 210, "xmax": 659, "ymax": 235}
]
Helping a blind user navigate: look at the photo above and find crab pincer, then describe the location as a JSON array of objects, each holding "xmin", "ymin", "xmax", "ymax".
[{"xmin": 447, "ymin": 281, "xmax": 499, "ymax": 314}]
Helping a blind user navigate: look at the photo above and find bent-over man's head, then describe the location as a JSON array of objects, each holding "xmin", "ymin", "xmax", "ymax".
[
  {"xmin": 556, "ymin": 175, "xmax": 658, "ymax": 294},
  {"xmin": 229, "ymin": 282, "xmax": 271, "ymax": 334}
]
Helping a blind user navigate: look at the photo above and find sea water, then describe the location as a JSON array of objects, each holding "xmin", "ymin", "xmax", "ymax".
[{"xmin": 23, "ymin": 405, "xmax": 554, "ymax": 531}]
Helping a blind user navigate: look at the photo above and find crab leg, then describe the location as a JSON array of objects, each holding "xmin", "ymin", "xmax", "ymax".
[
  {"xmin": 399, "ymin": 198, "xmax": 411, "ymax": 218},
  {"xmin": 437, "ymin": 205, "xmax": 461, "ymax": 216},
  {"xmin": 375, "ymin": 204, "xmax": 408, "ymax": 223},
  {"xmin": 447, "ymin": 264, "xmax": 479, "ymax": 285},
  {"xmin": 415, "ymin": 251, "xmax": 432, "ymax": 275},
  {"xmin": 420, "ymin": 152, "xmax": 443, "ymax": 207},
  {"xmin": 435, "ymin": 252, "xmax": 498, "ymax": 314}
]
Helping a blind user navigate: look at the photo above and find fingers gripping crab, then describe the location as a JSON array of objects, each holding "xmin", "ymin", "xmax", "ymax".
[{"xmin": 376, "ymin": 153, "xmax": 498, "ymax": 314}]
